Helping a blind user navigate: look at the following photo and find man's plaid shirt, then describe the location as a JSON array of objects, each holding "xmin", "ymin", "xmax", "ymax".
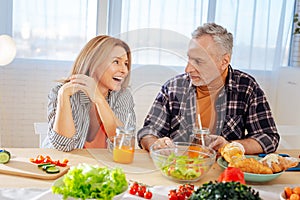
[{"xmin": 137, "ymin": 65, "xmax": 279, "ymax": 153}]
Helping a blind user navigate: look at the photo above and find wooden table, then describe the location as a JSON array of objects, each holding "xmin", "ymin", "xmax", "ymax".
[{"xmin": 0, "ymin": 148, "xmax": 299, "ymax": 188}]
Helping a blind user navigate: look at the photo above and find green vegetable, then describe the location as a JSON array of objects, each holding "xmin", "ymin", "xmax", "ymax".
[
  {"xmin": 189, "ymin": 181, "xmax": 262, "ymax": 200},
  {"xmin": 0, "ymin": 149, "xmax": 11, "ymax": 164},
  {"xmin": 52, "ymin": 163, "xmax": 128, "ymax": 200},
  {"xmin": 160, "ymin": 153, "xmax": 205, "ymax": 180},
  {"xmin": 42, "ymin": 164, "xmax": 55, "ymax": 171},
  {"xmin": 46, "ymin": 166, "xmax": 60, "ymax": 174},
  {"xmin": 38, "ymin": 163, "xmax": 52, "ymax": 168}
]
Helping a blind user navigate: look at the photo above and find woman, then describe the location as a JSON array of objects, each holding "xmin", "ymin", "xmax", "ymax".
[{"xmin": 42, "ymin": 35, "xmax": 136, "ymax": 152}]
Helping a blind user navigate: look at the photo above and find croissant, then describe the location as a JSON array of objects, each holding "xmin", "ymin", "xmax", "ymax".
[
  {"xmin": 228, "ymin": 157, "xmax": 273, "ymax": 174},
  {"xmin": 259, "ymin": 154, "xmax": 299, "ymax": 173}
]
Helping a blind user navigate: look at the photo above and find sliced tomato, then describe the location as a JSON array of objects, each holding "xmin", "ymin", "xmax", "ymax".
[
  {"xmin": 29, "ymin": 155, "xmax": 68, "ymax": 167},
  {"xmin": 62, "ymin": 158, "xmax": 69, "ymax": 164},
  {"xmin": 43, "ymin": 157, "xmax": 52, "ymax": 164},
  {"xmin": 57, "ymin": 162, "xmax": 67, "ymax": 167}
]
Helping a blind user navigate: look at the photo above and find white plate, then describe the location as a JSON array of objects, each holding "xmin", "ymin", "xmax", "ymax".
[{"xmin": 280, "ymin": 191, "xmax": 286, "ymax": 200}]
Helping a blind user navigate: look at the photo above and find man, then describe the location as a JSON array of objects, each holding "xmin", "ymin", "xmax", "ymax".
[{"xmin": 137, "ymin": 23, "xmax": 279, "ymax": 154}]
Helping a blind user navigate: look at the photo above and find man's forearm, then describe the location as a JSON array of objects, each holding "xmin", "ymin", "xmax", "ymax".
[{"xmin": 234, "ymin": 138, "xmax": 263, "ymax": 154}]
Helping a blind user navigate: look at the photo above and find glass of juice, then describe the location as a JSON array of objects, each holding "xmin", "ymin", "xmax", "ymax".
[
  {"xmin": 189, "ymin": 127, "xmax": 210, "ymax": 146},
  {"xmin": 113, "ymin": 127, "xmax": 135, "ymax": 164}
]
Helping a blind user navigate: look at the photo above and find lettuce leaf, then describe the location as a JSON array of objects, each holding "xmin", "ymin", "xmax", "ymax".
[{"xmin": 52, "ymin": 163, "xmax": 128, "ymax": 200}]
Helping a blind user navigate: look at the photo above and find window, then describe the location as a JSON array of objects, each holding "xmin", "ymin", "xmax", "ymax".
[
  {"xmin": 12, "ymin": 0, "xmax": 97, "ymax": 61},
  {"xmin": 1, "ymin": 0, "xmax": 295, "ymax": 69},
  {"xmin": 111, "ymin": 0, "xmax": 295, "ymax": 70}
]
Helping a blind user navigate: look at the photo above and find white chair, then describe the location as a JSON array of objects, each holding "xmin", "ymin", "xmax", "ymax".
[{"xmin": 34, "ymin": 122, "xmax": 48, "ymax": 148}]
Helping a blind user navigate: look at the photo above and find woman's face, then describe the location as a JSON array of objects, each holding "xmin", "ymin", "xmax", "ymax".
[{"xmin": 94, "ymin": 46, "xmax": 129, "ymax": 94}]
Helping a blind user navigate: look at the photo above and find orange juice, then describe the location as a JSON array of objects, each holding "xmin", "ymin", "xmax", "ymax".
[
  {"xmin": 188, "ymin": 145, "xmax": 202, "ymax": 158},
  {"xmin": 113, "ymin": 146, "xmax": 134, "ymax": 164}
]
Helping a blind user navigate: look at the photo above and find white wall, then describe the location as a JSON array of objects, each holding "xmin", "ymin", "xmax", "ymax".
[
  {"xmin": 249, "ymin": 67, "xmax": 300, "ymax": 149},
  {"xmin": 0, "ymin": 59, "xmax": 70, "ymax": 147}
]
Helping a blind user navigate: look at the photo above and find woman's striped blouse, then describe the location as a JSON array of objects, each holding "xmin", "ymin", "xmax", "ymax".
[{"xmin": 42, "ymin": 83, "xmax": 136, "ymax": 152}]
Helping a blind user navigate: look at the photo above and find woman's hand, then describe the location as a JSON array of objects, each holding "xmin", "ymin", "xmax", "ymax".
[{"xmin": 59, "ymin": 74, "xmax": 104, "ymax": 102}]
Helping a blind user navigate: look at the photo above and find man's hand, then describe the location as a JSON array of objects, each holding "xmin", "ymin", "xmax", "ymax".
[
  {"xmin": 206, "ymin": 135, "xmax": 230, "ymax": 151},
  {"xmin": 206, "ymin": 135, "xmax": 263, "ymax": 154},
  {"xmin": 151, "ymin": 137, "xmax": 174, "ymax": 150},
  {"xmin": 141, "ymin": 136, "xmax": 174, "ymax": 151}
]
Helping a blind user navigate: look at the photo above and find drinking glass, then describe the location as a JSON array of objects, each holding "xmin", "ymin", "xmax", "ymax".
[
  {"xmin": 113, "ymin": 127, "xmax": 135, "ymax": 164},
  {"xmin": 189, "ymin": 127, "xmax": 211, "ymax": 146}
]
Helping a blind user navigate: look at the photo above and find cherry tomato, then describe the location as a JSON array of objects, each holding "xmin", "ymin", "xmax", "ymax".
[
  {"xmin": 185, "ymin": 190, "xmax": 192, "ymax": 197},
  {"xmin": 168, "ymin": 184, "xmax": 195, "ymax": 200},
  {"xmin": 139, "ymin": 185, "xmax": 147, "ymax": 193},
  {"xmin": 176, "ymin": 193, "xmax": 185, "ymax": 200},
  {"xmin": 129, "ymin": 187, "xmax": 137, "ymax": 195},
  {"xmin": 168, "ymin": 194, "xmax": 178, "ymax": 200},
  {"xmin": 138, "ymin": 189, "xmax": 145, "ymax": 197},
  {"xmin": 131, "ymin": 182, "xmax": 139, "ymax": 191},
  {"xmin": 168, "ymin": 190, "xmax": 178, "ymax": 200},
  {"xmin": 144, "ymin": 191, "xmax": 153, "ymax": 199}
]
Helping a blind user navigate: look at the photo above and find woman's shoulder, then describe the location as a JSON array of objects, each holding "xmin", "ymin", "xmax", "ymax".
[
  {"xmin": 48, "ymin": 83, "xmax": 63, "ymax": 98},
  {"xmin": 50, "ymin": 83, "xmax": 63, "ymax": 92}
]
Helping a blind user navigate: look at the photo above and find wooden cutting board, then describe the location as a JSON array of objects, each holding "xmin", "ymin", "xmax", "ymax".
[{"xmin": 0, "ymin": 156, "xmax": 70, "ymax": 180}]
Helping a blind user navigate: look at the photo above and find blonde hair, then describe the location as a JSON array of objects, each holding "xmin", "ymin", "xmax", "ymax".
[{"xmin": 63, "ymin": 35, "xmax": 131, "ymax": 89}]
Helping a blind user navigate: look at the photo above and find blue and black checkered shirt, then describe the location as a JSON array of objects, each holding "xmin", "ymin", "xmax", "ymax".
[{"xmin": 137, "ymin": 65, "xmax": 279, "ymax": 153}]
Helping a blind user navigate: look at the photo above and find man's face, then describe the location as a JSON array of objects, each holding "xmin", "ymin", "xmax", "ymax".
[{"xmin": 185, "ymin": 35, "xmax": 228, "ymax": 86}]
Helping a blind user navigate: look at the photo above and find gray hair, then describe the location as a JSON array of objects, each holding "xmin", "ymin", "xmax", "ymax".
[{"xmin": 192, "ymin": 23, "xmax": 233, "ymax": 56}]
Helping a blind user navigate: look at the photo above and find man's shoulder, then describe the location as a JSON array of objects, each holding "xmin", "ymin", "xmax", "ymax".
[
  {"xmin": 230, "ymin": 68, "xmax": 259, "ymax": 87},
  {"xmin": 164, "ymin": 73, "xmax": 190, "ymax": 87}
]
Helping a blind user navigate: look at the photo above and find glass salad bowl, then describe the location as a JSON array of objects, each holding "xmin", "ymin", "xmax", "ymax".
[{"xmin": 150, "ymin": 142, "xmax": 216, "ymax": 182}]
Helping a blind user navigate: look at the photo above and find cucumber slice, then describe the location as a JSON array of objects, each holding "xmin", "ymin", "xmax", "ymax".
[
  {"xmin": 46, "ymin": 166, "xmax": 60, "ymax": 174},
  {"xmin": 37, "ymin": 163, "xmax": 52, "ymax": 168},
  {"xmin": 0, "ymin": 150, "xmax": 11, "ymax": 164},
  {"xmin": 42, "ymin": 164, "xmax": 55, "ymax": 171}
]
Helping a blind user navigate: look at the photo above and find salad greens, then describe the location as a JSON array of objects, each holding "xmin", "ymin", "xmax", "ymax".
[
  {"xmin": 52, "ymin": 163, "xmax": 128, "ymax": 200},
  {"xmin": 189, "ymin": 181, "xmax": 262, "ymax": 200},
  {"xmin": 161, "ymin": 153, "xmax": 206, "ymax": 180}
]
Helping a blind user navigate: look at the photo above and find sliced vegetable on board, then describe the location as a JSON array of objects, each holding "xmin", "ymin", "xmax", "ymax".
[
  {"xmin": 29, "ymin": 154, "xmax": 69, "ymax": 167},
  {"xmin": 0, "ymin": 149, "xmax": 11, "ymax": 164}
]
